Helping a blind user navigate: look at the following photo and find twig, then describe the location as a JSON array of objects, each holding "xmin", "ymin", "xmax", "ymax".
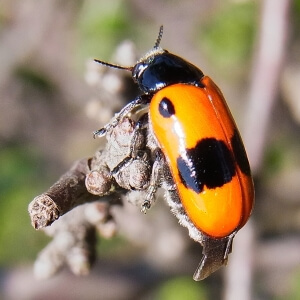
[
  {"xmin": 243, "ymin": 0, "xmax": 291, "ymax": 174},
  {"xmin": 28, "ymin": 158, "xmax": 103, "ymax": 229},
  {"xmin": 223, "ymin": 1, "xmax": 291, "ymax": 300}
]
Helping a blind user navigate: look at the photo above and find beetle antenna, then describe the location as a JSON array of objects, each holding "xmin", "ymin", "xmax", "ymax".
[
  {"xmin": 154, "ymin": 25, "xmax": 164, "ymax": 49},
  {"xmin": 94, "ymin": 59, "xmax": 133, "ymax": 71}
]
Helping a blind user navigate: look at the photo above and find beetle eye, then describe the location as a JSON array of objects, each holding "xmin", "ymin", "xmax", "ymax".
[{"xmin": 132, "ymin": 63, "xmax": 147, "ymax": 82}]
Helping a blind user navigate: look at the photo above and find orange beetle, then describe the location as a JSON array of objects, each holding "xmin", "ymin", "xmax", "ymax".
[{"xmin": 94, "ymin": 26, "xmax": 254, "ymax": 280}]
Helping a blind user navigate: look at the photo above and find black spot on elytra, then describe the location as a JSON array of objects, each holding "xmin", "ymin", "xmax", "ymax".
[
  {"xmin": 231, "ymin": 129, "xmax": 251, "ymax": 176},
  {"xmin": 158, "ymin": 97, "xmax": 175, "ymax": 118},
  {"xmin": 177, "ymin": 138, "xmax": 236, "ymax": 193}
]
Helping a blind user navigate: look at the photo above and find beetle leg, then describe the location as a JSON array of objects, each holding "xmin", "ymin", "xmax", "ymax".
[
  {"xmin": 110, "ymin": 115, "xmax": 149, "ymax": 177},
  {"xmin": 93, "ymin": 95, "xmax": 151, "ymax": 138},
  {"xmin": 141, "ymin": 149, "xmax": 163, "ymax": 213},
  {"xmin": 193, "ymin": 232, "xmax": 236, "ymax": 281},
  {"xmin": 128, "ymin": 114, "xmax": 149, "ymax": 159}
]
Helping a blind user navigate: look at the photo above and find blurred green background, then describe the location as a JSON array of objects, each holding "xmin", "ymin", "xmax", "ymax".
[{"xmin": 1, "ymin": 0, "xmax": 300, "ymax": 299}]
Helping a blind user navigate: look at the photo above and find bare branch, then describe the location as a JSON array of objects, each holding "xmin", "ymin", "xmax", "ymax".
[
  {"xmin": 224, "ymin": 1, "xmax": 291, "ymax": 300},
  {"xmin": 28, "ymin": 158, "xmax": 104, "ymax": 229}
]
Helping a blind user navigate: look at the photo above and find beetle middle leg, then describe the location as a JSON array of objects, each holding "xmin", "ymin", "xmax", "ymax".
[
  {"xmin": 110, "ymin": 114, "xmax": 149, "ymax": 177},
  {"xmin": 141, "ymin": 149, "xmax": 165, "ymax": 213}
]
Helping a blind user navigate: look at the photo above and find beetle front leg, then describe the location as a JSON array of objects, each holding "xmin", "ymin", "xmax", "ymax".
[{"xmin": 93, "ymin": 95, "xmax": 151, "ymax": 138}]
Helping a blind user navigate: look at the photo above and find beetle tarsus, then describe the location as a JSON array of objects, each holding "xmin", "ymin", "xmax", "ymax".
[
  {"xmin": 93, "ymin": 128, "xmax": 107, "ymax": 138},
  {"xmin": 141, "ymin": 200, "xmax": 151, "ymax": 213}
]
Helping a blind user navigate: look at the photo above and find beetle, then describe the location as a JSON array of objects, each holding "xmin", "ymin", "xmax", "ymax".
[{"xmin": 93, "ymin": 26, "xmax": 254, "ymax": 280}]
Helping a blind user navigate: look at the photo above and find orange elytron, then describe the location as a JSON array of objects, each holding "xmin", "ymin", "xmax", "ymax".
[{"xmin": 150, "ymin": 79, "xmax": 254, "ymax": 238}]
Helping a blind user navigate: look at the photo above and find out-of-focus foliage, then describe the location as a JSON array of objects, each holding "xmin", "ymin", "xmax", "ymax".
[
  {"xmin": 155, "ymin": 277, "xmax": 209, "ymax": 300},
  {"xmin": 263, "ymin": 142, "xmax": 287, "ymax": 177},
  {"xmin": 0, "ymin": 146, "xmax": 49, "ymax": 264},
  {"xmin": 15, "ymin": 67, "xmax": 54, "ymax": 93},
  {"xmin": 77, "ymin": 0, "xmax": 131, "ymax": 61},
  {"xmin": 199, "ymin": 1, "xmax": 257, "ymax": 73},
  {"xmin": 277, "ymin": 270, "xmax": 300, "ymax": 300},
  {"xmin": 155, "ymin": 276, "xmax": 208, "ymax": 300},
  {"xmin": 96, "ymin": 235, "xmax": 129, "ymax": 258},
  {"xmin": 293, "ymin": 0, "xmax": 300, "ymax": 28},
  {"xmin": 288, "ymin": 271, "xmax": 300, "ymax": 300}
]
